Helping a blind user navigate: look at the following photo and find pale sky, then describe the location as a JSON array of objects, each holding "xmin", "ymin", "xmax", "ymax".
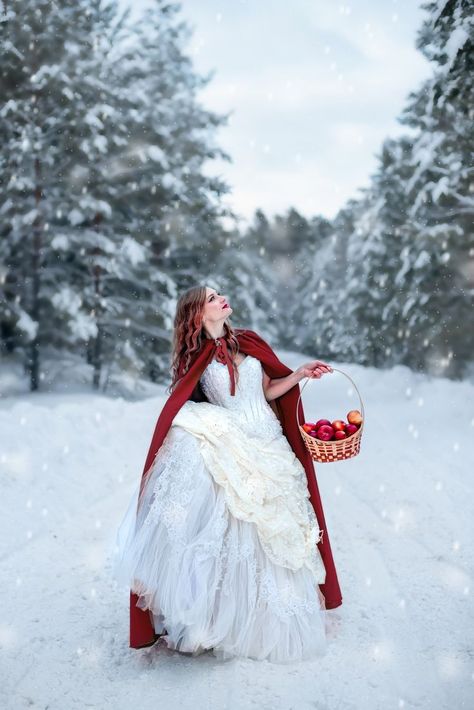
[{"xmin": 121, "ymin": 0, "xmax": 432, "ymax": 227}]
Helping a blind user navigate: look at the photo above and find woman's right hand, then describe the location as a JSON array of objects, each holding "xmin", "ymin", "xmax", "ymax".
[{"xmin": 296, "ymin": 360, "xmax": 333, "ymax": 381}]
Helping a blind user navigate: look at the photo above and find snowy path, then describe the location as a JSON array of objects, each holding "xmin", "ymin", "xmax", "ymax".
[{"xmin": 1, "ymin": 355, "xmax": 473, "ymax": 710}]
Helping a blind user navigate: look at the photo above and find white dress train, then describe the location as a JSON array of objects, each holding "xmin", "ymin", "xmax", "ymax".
[{"xmin": 111, "ymin": 354, "xmax": 328, "ymax": 663}]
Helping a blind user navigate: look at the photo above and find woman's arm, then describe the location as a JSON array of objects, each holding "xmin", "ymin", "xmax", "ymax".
[{"xmin": 262, "ymin": 360, "xmax": 333, "ymax": 402}]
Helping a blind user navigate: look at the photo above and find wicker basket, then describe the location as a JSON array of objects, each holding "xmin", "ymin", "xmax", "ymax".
[{"xmin": 296, "ymin": 366, "xmax": 365, "ymax": 463}]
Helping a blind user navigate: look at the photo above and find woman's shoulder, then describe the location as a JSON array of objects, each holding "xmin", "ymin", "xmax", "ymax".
[
  {"xmin": 235, "ymin": 328, "xmax": 268, "ymax": 345},
  {"xmin": 235, "ymin": 327, "xmax": 258, "ymax": 337}
]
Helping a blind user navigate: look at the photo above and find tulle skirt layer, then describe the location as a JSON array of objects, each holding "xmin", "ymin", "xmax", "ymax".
[{"xmin": 112, "ymin": 425, "xmax": 328, "ymax": 663}]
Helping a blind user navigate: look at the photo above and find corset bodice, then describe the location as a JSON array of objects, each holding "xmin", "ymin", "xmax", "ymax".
[{"xmin": 200, "ymin": 355, "xmax": 283, "ymax": 438}]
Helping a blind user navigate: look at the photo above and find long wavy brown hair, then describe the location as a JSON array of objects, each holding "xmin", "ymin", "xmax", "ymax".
[{"xmin": 167, "ymin": 285, "xmax": 241, "ymax": 395}]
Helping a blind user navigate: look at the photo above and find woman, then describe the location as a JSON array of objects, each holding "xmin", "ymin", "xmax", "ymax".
[{"xmin": 112, "ymin": 285, "xmax": 342, "ymax": 663}]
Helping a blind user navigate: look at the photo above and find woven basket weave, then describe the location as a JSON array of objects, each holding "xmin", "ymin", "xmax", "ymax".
[{"xmin": 296, "ymin": 366, "xmax": 365, "ymax": 463}]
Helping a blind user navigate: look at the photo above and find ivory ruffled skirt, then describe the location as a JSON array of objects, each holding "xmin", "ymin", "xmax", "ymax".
[{"xmin": 112, "ymin": 399, "xmax": 328, "ymax": 663}]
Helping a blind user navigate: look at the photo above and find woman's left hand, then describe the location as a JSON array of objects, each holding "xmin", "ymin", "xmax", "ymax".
[{"xmin": 297, "ymin": 360, "xmax": 333, "ymax": 380}]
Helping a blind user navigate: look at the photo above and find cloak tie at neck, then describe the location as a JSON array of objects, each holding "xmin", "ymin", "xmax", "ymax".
[{"xmin": 214, "ymin": 337, "xmax": 236, "ymax": 396}]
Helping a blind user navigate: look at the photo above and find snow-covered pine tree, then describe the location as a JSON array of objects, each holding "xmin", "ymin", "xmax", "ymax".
[
  {"xmin": 244, "ymin": 210, "xmax": 272, "ymax": 255},
  {"xmin": 238, "ymin": 208, "xmax": 310, "ymax": 348},
  {"xmin": 0, "ymin": 0, "xmax": 154, "ymax": 390},
  {"xmin": 336, "ymin": 137, "xmax": 416, "ymax": 369},
  {"xmin": 394, "ymin": 0, "xmax": 474, "ymax": 377},
  {"xmin": 287, "ymin": 199, "xmax": 357, "ymax": 363},
  {"xmin": 111, "ymin": 0, "xmax": 243, "ymax": 381},
  {"xmin": 1, "ymin": 0, "xmax": 243, "ymax": 391},
  {"xmin": 284, "ymin": 0, "xmax": 473, "ymax": 378},
  {"xmin": 212, "ymin": 222, "xmax": 280, "ymax": 343},
  {"xmin": 240, "ymin": 208, "xmax": 302, "ymax": 345},
  {"xmin": 282, "ymin": 209, "xmax": 339, "ymax": 357}
]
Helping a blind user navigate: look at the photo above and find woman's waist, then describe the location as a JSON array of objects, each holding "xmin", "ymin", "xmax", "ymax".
[{"xmin": 228, "ymin": 402, "xmax": 282, "ymax": 436}]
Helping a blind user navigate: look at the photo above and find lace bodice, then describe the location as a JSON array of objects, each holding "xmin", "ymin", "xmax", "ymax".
[{"xmin": 200, "ymin": 355, "xmax": 283, "ymax": 439}]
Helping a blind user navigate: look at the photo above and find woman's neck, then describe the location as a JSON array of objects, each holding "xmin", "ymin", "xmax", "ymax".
[{"xmin": 204, "ymin": 326, "xmax": 226, "ymax": 341}]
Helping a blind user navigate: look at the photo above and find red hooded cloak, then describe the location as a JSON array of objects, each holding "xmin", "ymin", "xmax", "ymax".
[{"xmin": 129, "ymin": 328, "xmax": 343, "ymax": 648}]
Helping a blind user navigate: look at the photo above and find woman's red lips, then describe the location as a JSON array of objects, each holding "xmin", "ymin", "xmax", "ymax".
[{"xmin": 222, "ymin": 303, "xmax": 229, "ymax": 309}]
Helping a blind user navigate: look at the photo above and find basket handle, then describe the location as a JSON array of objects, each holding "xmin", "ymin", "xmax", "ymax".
[{"xmin": 295, "ymin": 366, "xmax": 365, "ymax": 431}]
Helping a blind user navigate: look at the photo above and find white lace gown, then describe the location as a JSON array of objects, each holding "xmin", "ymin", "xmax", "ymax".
[{"xmin": 112, "ymin": 354, "xmax": 328, "ymax": 663}]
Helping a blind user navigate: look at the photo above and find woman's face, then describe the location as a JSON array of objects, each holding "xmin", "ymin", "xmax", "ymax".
[{"xmin": 202, "ymin": 287, "xmax": 232, "ymax": 331}]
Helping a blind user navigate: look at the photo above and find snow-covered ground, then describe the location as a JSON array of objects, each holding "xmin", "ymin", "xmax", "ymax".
[{"xmin": 1, "ymin": 350, "xmax": 473, "ymax": 710}]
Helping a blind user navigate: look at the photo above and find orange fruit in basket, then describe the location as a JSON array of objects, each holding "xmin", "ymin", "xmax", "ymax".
[{"xmin": 347, "ymin": 410, "xmax": 363, "ymax": 426}]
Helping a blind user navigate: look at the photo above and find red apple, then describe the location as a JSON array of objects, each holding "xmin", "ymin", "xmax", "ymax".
[
  {"xmin": 334, "ymin": 430, "xmax": 347, "ymax": 440},
  {"xmin": 347, "ymin": 410, "xmax": 363, "ymax": 426},
  {"xmin": 316, "ymin": 425, "xmax": 335, "ymax": 441},
  {"xmin": 302, "ymin": 423, "xmax": 314, "ymax": 433},
  {"xmin": 315, "ymin": 419, "xmax": 331, "ymax": 429},
  {"xmin": 344, "ymin": 424, "xmax": 358, "ymax": 437},
  {"xmin": 332, "ymin": 420, "xmax": 347, "ymax": 432}
]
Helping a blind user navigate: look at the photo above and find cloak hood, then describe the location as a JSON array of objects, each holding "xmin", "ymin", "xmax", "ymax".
[{"xmin": 130, "ymin": 328, "xmax": 342, "ymax": 648}]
